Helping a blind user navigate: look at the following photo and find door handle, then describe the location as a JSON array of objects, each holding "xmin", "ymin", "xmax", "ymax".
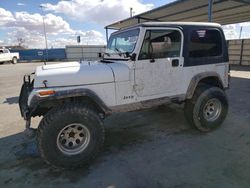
[
  {"xmin": 150, "ymin": 59, "xmax": 155, "ymax": 63},
  {"xmin": 172, "ymin": 59, "xmax": 179, "ymax": 67}
]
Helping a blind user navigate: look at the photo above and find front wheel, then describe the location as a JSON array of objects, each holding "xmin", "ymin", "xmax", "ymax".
[
  {"xmin": 37, "ymin": 103, "xmax": 105, "ymax": 169},
  {"xmin": 184, "ymin": 86, "xmax": 228, "ymax": 132}
]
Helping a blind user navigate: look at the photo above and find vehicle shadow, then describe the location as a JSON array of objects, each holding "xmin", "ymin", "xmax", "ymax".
[
  {"xmin": 0, "ymin": 104, "xmax": 192, "ymax": 185},
  {"xmin": 3, "ymin": 96, "xmax": 19, "ymax": 104}
]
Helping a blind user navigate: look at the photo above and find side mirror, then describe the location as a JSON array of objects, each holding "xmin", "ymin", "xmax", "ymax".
[
  {"xmin": 125, "ymin": 52, "xmax": 136, "ymax": 61},
  {"xmin": 130, "ymin": 53, "xmax": 136, "ymax": 61}
]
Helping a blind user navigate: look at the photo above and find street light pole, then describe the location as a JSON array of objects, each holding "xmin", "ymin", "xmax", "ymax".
[
  {"xmin": 40, "ymin": 5, "xmax": 48, "ymax": 63},
  {"xmin": 208, "ymin": 0, "xmax": 213, "ymax": 22}
]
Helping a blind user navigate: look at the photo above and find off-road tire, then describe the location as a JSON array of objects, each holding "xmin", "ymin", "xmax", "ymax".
[
  {"xmin": 12, "ymin": 57, "xmax": 17, "ymax": 64},
  {"xmin": 37, "ymin": 103, "xmax": 105, "ymax": 169},
  {"xmin": 184, "ymin": 85, "xmax": 228, "ymax": 132}
]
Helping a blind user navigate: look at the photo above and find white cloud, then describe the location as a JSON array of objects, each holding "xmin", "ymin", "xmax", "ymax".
[
  {"xmin": 239, "ymin": 22, "xmax": 250, "ymax": 27},
  {"xmin": 0, "ymin": 8, "xmax": 105, "ymax": 48},
  {"xmin": 42, "ymin": 0, "xmax": 154, "ymax": 25},
  {"xmin": 6, "ymin": 28, "xmax": 45, "ymax": 48},
  {"xmin": 0, "ymin": 8, "xmax": 15, "ymax": 26},
  {"xmin": 51, "ymin": 38, "xmax": 76, "ymax": 48},
  {"xmin": 10, "ymin": 12, "xmax": 74, "ymax": 34},
  {"xmin": 17, "ymin": 3, "xmax": 25, "ymax": 6},
  {"xmin": 222, "ymin": 22, "xmax": 250, "ymax": 40},
  {"xmin": 6, "ymin": 28, "xmax": 68, "ymax": 49},
  {"xmin": 0, "ymin": 0, "xmax": 155, "ymax": 48},
  {"xmin": 73, "ymin": 30, "xmax": 105, "ymax": 45},
  {"xmin": 5, "ymin": 27, "xmax": 105, "ymax": 48},
  {"xmin": 238, "ymin": 22, "xmax": 250, "ymax": 39},
  {"xmin": 222, "ymin": 24, "xmax": 239, "ymax": 40}
]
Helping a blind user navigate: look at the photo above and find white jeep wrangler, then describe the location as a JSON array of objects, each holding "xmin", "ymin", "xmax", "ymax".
[{"xmin": 19, "ymin": 22, "xmax": 229, "ymax": 168}]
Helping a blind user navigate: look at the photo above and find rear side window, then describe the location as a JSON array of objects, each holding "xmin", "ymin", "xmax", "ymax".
[{"xmin": 189, "ymin": 29, "xmax": 222, "ymax": 58}]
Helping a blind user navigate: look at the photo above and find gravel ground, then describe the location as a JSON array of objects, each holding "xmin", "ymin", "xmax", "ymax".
[{"xmin": 0, "ymin": 62, "xmax": 249, "ymax": 188}]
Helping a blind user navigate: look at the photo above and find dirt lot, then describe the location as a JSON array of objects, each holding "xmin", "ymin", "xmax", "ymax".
[{"xmin": 0, "ymin": 62, "xmax": 250, "ymax": 188}]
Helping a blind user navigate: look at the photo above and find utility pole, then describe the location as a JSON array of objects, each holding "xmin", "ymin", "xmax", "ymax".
[
  {"xmin": 40, "ymin": 5, "xmax": 48, "ymax": 64},
  {"xmin": 239, "ymin": 26, "xmax": 243, "ymax": 39},
  {"xmin": 130, "ymin": 7, "xmax": 133, "ymax": 17}
]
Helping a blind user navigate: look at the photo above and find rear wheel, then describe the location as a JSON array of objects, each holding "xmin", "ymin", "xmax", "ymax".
[
  {"xmin": 184, "ymin": 85, "xmax": 228, "ymax": 132},
  {"xmin": 12, "ymin": 57, "xmax": 17, "ymax": 64},
  {"xmin": 37, "ymin": 103, "xmax": 105, "ymax": 169}
]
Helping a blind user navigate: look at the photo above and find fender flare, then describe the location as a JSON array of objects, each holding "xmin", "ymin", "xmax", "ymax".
[
  {"xmin": 28, "ymin": 88, "xmax": 112, "ymax": 118},
  {"xmin": 186, "ymin": 72, "xmax": 224, "ymax": 99}
]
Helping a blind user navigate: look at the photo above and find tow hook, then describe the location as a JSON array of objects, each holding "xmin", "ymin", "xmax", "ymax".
[{"xmin": 24, "ymin": 119, "xmax": 36, "ymax": 139}]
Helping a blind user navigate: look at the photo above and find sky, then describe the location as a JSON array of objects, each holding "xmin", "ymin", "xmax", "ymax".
[{"xmin": 0, "ymin": 0, "xmax": 249, "ymax": 49}]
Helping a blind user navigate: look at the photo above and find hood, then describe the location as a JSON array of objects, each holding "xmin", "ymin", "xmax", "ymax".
[
  {"xmin": 33, "ymin": 61, "xmax": 130, "ymax": 88},
  {"xmin": 34, "ymin": 61, "xmax": 114, "ymax": 88}
]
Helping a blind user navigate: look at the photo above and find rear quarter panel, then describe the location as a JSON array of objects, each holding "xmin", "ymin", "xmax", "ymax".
[{"xmin": 181, "ymin": 62, "xmax": 229, "ymax": 97}]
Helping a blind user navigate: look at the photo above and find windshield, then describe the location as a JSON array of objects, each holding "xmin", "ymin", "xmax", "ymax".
[{"xmin": 107, "ymin": 28, "xmax": 140, "ymax": 53}]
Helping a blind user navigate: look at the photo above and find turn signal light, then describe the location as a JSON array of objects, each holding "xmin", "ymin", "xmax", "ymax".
[{"xmin": 39, "ymin": 90, "xmax": 55, "ymax": 96}]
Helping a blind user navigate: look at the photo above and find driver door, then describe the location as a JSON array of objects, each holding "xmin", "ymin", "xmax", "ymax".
[{"xmin": 134, "ymin": 28, "xmax": 183, "ymax": 97}]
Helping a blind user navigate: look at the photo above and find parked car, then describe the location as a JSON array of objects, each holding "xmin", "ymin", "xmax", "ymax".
[
  {"xmin": 0, "ymin": 48, "xmax": 19, "ymax": 64},
  {"xmin": 19, "ymin": 22, "xmax": 229, "ymax": 169}
]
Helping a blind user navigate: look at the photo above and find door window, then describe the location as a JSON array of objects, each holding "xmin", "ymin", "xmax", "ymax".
[{"xmin": 139, "ymin": 29, "xmax": 181, "ymax": 60}]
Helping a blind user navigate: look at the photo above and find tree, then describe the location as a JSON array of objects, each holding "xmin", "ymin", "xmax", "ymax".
[{"xmin": 17, "ymin": 38, "xmax": 25, "ymax": 47}]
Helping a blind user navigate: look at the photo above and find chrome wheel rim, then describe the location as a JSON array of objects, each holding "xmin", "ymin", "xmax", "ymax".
[
  {"xmin": 203, "ymin": 98, "xmax": 222, "ymax": 122},
  {"xmin": 56, "ymin": 123, "xmax": 90, "ymax": 155}
]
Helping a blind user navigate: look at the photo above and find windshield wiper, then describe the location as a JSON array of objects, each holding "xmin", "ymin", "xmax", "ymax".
[
  {"xmin": 115, "ymin": 48, "xmax": 122, "ymax": 57},
  {"xmin": 115, "ymin": 48, "xmax": 131, "ymax": 58},
  {"xmin": 100, "ymin": 59, "xmax": 113, "ymax": 63},
  {"xmin": 104, "ymin": 52, "xmax": 110, "ymax": 57},
  {"xmin": 105, "ymin": 48, "xmax": 131, "ymax": 59}
]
